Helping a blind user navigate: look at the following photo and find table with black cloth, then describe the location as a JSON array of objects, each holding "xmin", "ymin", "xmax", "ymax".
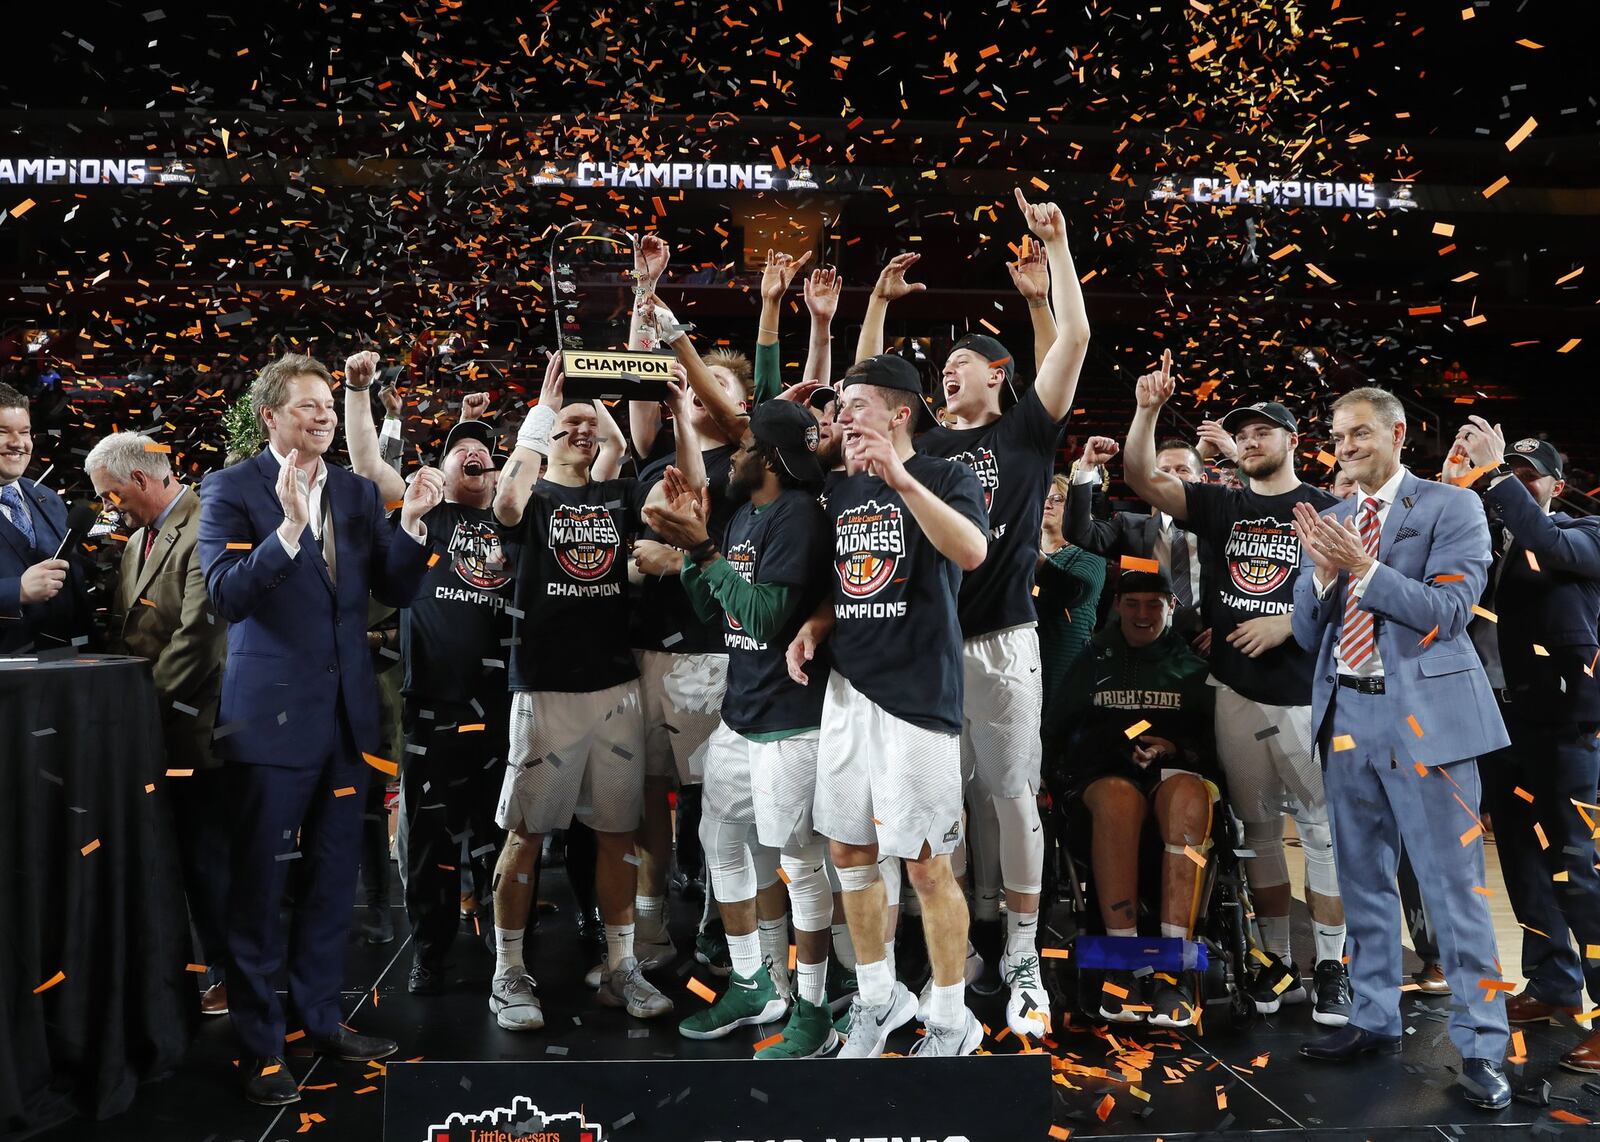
[{"xmin": 1, "ymin": 653, "xmax": 195, "ymax": 1138}]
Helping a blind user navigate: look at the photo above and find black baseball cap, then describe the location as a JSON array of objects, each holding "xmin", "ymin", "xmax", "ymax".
[
  {"xmin": 949, "ymin": 333, "xmax": 1019, "ymax": 402},
  {"xmin": 1507, "ymin": 437, "xmax": 1564, "ymax": 479},
  {"xmin": 808, "ymin": 386, "xmax": 839, "ymax": 411},
  {"xmin": 1116, "ymin": 568, "xmax": 1175, "ymax": 596},
  {"xmin": 1220, "ymin": 400, "xmax": 1299, "ymax": 434},
  {"xmin": 750, "ymin": 400, "xmax": 825, "ymax": 484},
  {"xmin": 440, "ymin": 418, "xmax": 497, "ymax": 462},
  {"xmin": 840, "ymin": 354, "xmax": 933, "ymax": 423}
]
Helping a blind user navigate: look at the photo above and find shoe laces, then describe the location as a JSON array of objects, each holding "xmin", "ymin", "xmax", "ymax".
[{"xmin": 1005, "ymin": 954, "xmax": 1041, "ymax": 990}]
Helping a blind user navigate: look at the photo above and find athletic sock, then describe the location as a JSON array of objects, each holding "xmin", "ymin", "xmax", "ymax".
[
  {"xmin": 1159, "ymin": 922, "xmax": 1188, "ymax": 940},
  {"xmin": 831, "ymin": 922, "xmax": 858, "ymax": 970},
  {"xmin": 882, "ymin": 938, "xmax": 897, "ymax": 981},
  {"xmin": 698, "ymin": 889, "xmax": 714, "ymax": 935},
  {"xmin": 796, "ymin": 959, "xmax": 828, "ymax": 1006},
  {"xmin": 605, "ymin": 922, "xmax": 636, "ymax": 970},
  {"xmin": 926, "ymin": 981, "xmax": 966, "ymax": 1029},
  {"xmin": 1006, "ymin": 909, "xmax": 1039, "ymax": 961},
  {"xmin": 1313, "ymin": 922, "xmax": 1347, "ymax": 966},
  {"xmin": 494, "ymin": 927, "xmax": 525, "ymax": 978},
  {"xmin": 974, "ymin": 891, "xmax": 1002, "ymax": 922},
  {"xmin": 757, "ymin": 914, "xmax": 789, "ymax": 973},
  {"xmin": 1258, "ymin": 914, "xmax": 1291, "ymax": 964},
  {"xmin": 856, "ymin": 957, "xmax": 894, "ymax": 1008},
  {"xmin": 728, "ymin": 928, "xmax": 762, "ymax": 980},
  {"xmin": 635, "ymin": 894, "xmax": 668, "ymax": 940}
]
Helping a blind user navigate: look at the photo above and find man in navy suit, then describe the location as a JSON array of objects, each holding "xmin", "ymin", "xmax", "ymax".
[
  {"xmin": 1290, "ymin": 386, "xmax": 1512, "ymax": 1111},
  {"xmin": 0, "ymin": 381, "xmax": 87, "ymax": 653},
  {"xmin": 198, "ymin": 353, "xmax": 440, "ymax": 1106}
]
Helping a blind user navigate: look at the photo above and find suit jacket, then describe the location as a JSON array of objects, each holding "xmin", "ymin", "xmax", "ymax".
[
  {"xmin": 0, "ymin": 477, "xmax": 89, "ymax": 653},
  {"xmin": 1065, "ymin": 478, "xmax": 1206, "ymax": 635},
  {"xmin": 196, "ymin": 450, "xmax": 429, "ymax": 768},
  {"xmin": 109, "ymin": 489, "xmax": 228, "ymax": 770},
  {"xmin": 1482, "ymin": 476, "xmax": 1600, "ymax": 723},
  {"xmin": 1292, "ymin": 469, "xmax": 1510, "ymax": 766}
]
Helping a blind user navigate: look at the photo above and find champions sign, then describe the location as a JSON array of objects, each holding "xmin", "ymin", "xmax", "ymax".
[
  {"xmin": 560, "ymin": 349, "xmax": 676, "ymax": 384},
  {"xmin": 1152, "ymin": 176, "xmax": 1417, "ymax": 211}
]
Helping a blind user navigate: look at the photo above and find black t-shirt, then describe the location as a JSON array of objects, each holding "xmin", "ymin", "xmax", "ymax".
[
  {"xmin": 827, "ymin": 454, "xmax": 988, "ymax": 734},
  {"xmin": 629, "ymin": 443, "xmax": 737, "ymax": 654},
  {"xmin": 915, "ymin": 387, "xmax": 1064, "ymax": 637},
  {"xmin": 718, "ymin": 490, "xmax": 832, "ymax": 736},
  {"xmin": 1184, "ymin": 480, "xmax": 1339, "ymax": 706},
  {"xmin": 401, "ymin": 502, "xmax": 516, "ymax": 703},
  {"xmin": 509, "ymin": 477, "xmax": 639, "ymax": 693}
]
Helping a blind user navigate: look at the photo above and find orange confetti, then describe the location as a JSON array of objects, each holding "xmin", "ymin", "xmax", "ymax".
[
  {"xmin": 143, "ymin": 442, "xmax": 172, "ymax": 453},
  {"xmin": 1513, "ymin": 786, "xmax": 1534, "ymax": 803},
  {"xmin": 1419, "ymin": 625, "xmax": 1440, "ymax": 648},
  {"xmin": 225, "ymin": 542, "xmax": 253, "ymax": 551},
  {"xmin": 1504, "ymin": 117, "xmax": 1537, "ymax": 152},
  {"xmin": 1460, "ymin": 823, "xmax": 1485, "ymax": 846},
  {"xmin": 1184, "ymin": 845, "xmax": 1207, "ymax": 867},
  {"xmin": 1471, "ymin": 605, "xmax": 1497, "ymax": 623},
  {"xmin": 1407, "ymin": 715, "xmax": 1424, "ymax": 738},
  {"xmin": 1331, "ymin": 735, "xmax": 1355, "ymax": 752},
  {"xmin": 385, "ymin": 499, "xmax": 405, "ymax": 511},
  {"xmin": 1041, "ymin": 947, "xmax": 1071, "ymax": 959},
  {"xmin": 1534, "ymin": 823, "xmax": 1549, "ymax": 850},
  {"xmin": 80, "ymin": 838, "xmax": 101, "ymax": 856},
  {"xmin": 1120, "ymin": 555, "xmax": 1160, "ymax": 574},
  {"xmin": 1049, "ymin": 1127, "xmax": 1072, "ymax": 1141},
  {"xmin": 457, "ymin": 723, "xmax": 486, "ymax": 733},
  {"xmin": 1557, "ymin": 338, "xmax": 1582, "ymax": 354},
  {"xmin": 1188, "ymin": 39, "xmax": 1216, "ymax": 62},
  {"xmin": 362, "ymin": 753, "xmax": 398, "ymax": 777},
  {"xmin": 687, "ymin": 977, "xmax": 717, "ymax": 1004},
  {"xmin": 33, "ymin": 971, "xmax": 66, "ymax": 994},
  {"xmin": 10, "ymin": 198, "xmax": 36, "ymax": 218},
  {"xmin": 752, "ymin": 1031, "xmax": 784, "ymax": 1052},
  {"xmin": 1481, "ymin": 175, "xmax": 1510, "ymax": 199},
  {"xmin": 1101, "ymin": 981, "xmax": 1130, "ymax": 1000},
  {"xmin": 1095, "ymin": 1093, "xmax": 1115, "ymax": 1121},
  {"xmin": 1124, "ymin": 719, "xmax": 1153, "ymax": 740},
  {"xmin": 334, "ymin": 786, "xmax": 358, "ymax": 798}
]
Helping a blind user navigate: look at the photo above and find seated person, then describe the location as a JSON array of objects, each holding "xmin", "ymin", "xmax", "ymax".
[{"xmin": 1057, "ymin": 569, "xmax": 1218, "ymax": 1029}]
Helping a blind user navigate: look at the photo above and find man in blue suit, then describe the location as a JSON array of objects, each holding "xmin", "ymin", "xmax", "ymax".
[
  {"xmin": 1289, "ymin": 385, "xmax": 1512, "ymax": 1111},
  {"xmin": 0, "ymin": 381, "xmax": 88, "ymax": 653},
  {"xmin": 198, "ymin": 353, "xmax": 439, "ymax": 1106}
]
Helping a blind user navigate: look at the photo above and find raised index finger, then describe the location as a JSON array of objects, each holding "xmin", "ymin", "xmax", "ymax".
[
  {"xmin": 1159, "ymin": 349, "xmax": 1173, "ymax": 383},
  {"xmin": 1013, "ymin": 186, "xmax": 1031, "ymax": 213}
]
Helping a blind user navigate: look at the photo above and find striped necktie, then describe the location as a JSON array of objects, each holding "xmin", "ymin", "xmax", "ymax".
[{"xmin": 1339, "ymin": 497, "xmax": 1383, "ymax": 667}]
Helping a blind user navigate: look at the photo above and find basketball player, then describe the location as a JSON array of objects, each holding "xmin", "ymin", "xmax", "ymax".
[
  {"xmin": 644, "ymin": 402, "xmax": 838, "ymax": 1056},
  {"xmin": 786, "ymin": 353, "xmax": 990, "ymax": 1058},
  {"xmin": 486, "ymin": 355, "xmax": 700, "ymax": 1030},
  {"xmin": 911, "ymin": 189, "xmax": 1091, "ymax": 1040}
]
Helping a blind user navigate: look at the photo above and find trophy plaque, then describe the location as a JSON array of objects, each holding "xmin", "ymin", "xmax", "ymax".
[{"xmin": 547, "ymin": 221, "xmax": 675, "ymax": 401}]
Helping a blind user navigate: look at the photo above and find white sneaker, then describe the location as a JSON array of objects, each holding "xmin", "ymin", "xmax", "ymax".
[
  {"xmin": 910, "ymin": 1009, "xmax": 983, "ymax": 1057},
  {"xmin": 597, "ymin": 957, "xmax": 674, "ymax": 1020},
  {"xmin": 836, "ymin": 982, "xmax": 917, "ymax": 1058},
  {"xmin": 1002, "ymin": 952, "xmax": 1051, "ymax": 1040},
  {"xmin": 584, "ymin": 961, "xmax": 605, "ymax": 990},
  {"xmin": 489, "ymin": 972, "xmax": 544, "ymax": 1031}
]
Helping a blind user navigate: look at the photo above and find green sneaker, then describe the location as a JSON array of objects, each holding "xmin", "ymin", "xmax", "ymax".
[
  {"xmin": 756, "ymin": 997, "xmax": 840, "ymax": 1059},
  {"xmin": 678, "ymin": 964, "xmax": 788, "ymax": 1040},
  {"xmin": 826, "ymin": 957, "xmax": 858, "ymax": 1014},
  {"xmin": 695, "ymin": 922, "xmax": 733, "ymax": 978}
]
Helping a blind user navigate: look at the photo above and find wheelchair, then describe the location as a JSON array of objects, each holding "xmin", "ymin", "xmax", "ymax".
[{"xmin": 1037, "ymin": 762, "xmax": 1258, "ymax": 1034}]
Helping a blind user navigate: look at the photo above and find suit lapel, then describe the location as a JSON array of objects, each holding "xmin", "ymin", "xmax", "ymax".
[
  {"xmin": 127, "ymin": 492, "xmax": 194, "ymax": 605},
  {"xmin": 1379, "ymin": 471, "xmax": 1421, "ymax": 557}
]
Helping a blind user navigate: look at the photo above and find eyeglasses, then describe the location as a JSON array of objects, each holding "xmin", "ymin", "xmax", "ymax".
[{"xmin": 1044, "ymin": 494, "xmax": 1066, "ymax": 506}]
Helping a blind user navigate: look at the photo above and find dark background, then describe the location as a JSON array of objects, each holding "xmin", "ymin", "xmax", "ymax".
[{"xmin": 2, "ymin": 0, "xmax": 1595, "ymax": 496}]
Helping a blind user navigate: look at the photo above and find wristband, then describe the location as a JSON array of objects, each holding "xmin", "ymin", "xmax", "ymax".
[
  {"xmin": 516, "ymin": 403, "xmax": 557, "ymax": 455},
  {"xmin": 345, "ymin": 382, "xmax": 371, "ymax": 393},
  {"xmin": 687, "ymin": 538, "xmax": 719, "ymax": 565},
  {"xmin": 1026, "ymin": 298, "xmax": 1049, "ymax": 309},
  {"xmin": 653, "ymin": 305, "xmax": 691, "ymax": 345}
]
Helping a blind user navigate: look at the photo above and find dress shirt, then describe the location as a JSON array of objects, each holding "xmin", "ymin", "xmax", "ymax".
[{"xmin": 1313, "ymin": 464, "xmax": 1407, "ymax": 678}]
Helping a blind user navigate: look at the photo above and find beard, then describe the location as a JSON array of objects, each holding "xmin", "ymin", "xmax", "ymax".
[
  {"xmin": 725, "ymin": 463, "xmax": 756, "ymax": 504},
  {"xmin": 1240, "ymin": 450, "xmax": 1286, "ymax": 480}
]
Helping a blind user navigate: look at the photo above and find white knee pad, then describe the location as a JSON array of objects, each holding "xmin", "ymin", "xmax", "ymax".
[
  {"xmin": 966, "ymin": 782, "xmax": 1003, "ymax": 914},
  {"xmin": 780, "ymin": 842, "xmax": 833, "ymax": 932},
  {"xmin": 700, "ymin": 815, "xmax": 758, "ymax": 903},
  {"xmin": 1294, "ymin": 810, "xmax": 1339, "ymax": 899},
  {"xmin": 879, "ymin": 854, "xmax": 903, "ymax": 909},
  {"xmin": 993, "ymin": 792, "xmax": 1045, "ymax": 896},
  {"xmin": 1239, "ymin": 817, "xmax": 1289, "ymax": 890},
  {"xmin": 834, "ymin": 860, "xmax": 880, "ymax": 894}
]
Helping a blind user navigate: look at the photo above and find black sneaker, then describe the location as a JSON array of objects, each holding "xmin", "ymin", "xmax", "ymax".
[
  {"xmin": 1312, "ymin": 959, "xmax": 1352, "ymax": 1027},
  {"xmin": 1098, "ymin": 969, "xmax": 1145, "ymax": 1024},
  {"xmin": 408, "ymin": 961, "xmax": 445, "ymax": 995},
  {"xmin": 1247, "ymin": 955, "xmax": 1307, "ymax": 1014},
  {"xmin": 362, "ymin": 902, "xmax": 394, "ymax": 946},
  {"xmin": 1146, "ymin": 974, "xmax": 1197, "ymax": 1029}
]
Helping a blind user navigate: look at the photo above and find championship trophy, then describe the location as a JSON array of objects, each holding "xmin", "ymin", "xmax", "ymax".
[{"xmin": 547, "ymin": 220, "xmax": 675, "ymax": 401}]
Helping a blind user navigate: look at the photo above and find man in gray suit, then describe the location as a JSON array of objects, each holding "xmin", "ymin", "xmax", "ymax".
[{"xmin": 1290, "ymin": 386, "xmax": 1512, "ymax": 1111}]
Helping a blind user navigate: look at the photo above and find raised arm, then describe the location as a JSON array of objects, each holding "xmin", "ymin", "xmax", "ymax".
[
  {"xmin": 1122, "ymin": 350, "xmax": 1192, "ymax": 520},
  {"xmin": 642, "ymin": 379, "xmax": 705, "ymax": 514},
  {"xmin": 855, "ymin": 253, "xmax": 924, "ymax": 365},
  {"xmin": 801, "ymin": 266, "xmax": 841, "ymax": 388},
  {"xmin": 650, "ymin": 294, "xmax": 749, "ymax": 444},
  {"xmin": 591, "ymin": 398, "xmax": 628, "ymax": 483},
  {"xmin": 627, "ymin": 235, "xmax": 671, "ymax": 459},
  {"xmin": 494, "ymin": 354, "xmax": 562, "ymax": 529},
  {"xmin": 341, "ymin": 350, "xmax": 407, "ymax": 504},
  {"xmin": 1005, "ymin": 237, "xmax": 1057, "ymax": 374},
  {"xmin": 1015, "ymin": 189, "xmax": 1089, "ymax": 421}
]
